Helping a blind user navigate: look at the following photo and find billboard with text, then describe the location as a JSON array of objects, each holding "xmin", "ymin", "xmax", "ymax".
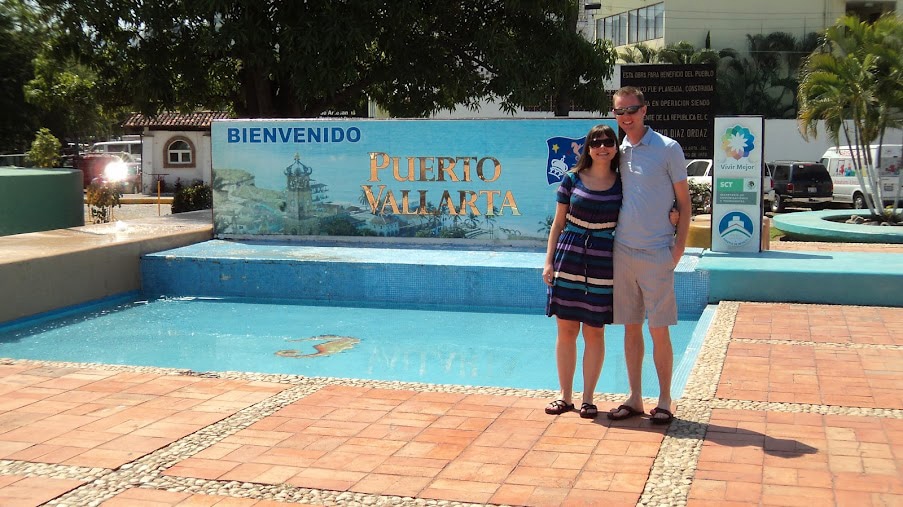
[
  {"xmin": 620, "ymin": 64, "xmax": 716, "ymax": 160},
  {"xmin": 211, "ymin": 118, "xmax": 616, "ymax": 242}
]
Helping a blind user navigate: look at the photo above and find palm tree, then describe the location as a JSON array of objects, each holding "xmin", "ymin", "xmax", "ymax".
[
  {"xmin": 618, "ymin": 42, "xmax": 658, "ymax": 63},
  {"xmin": 715, "ymin": 32, "xmax": 819, "ymax": 118},
  {"xmin": 798, "ymin": 14, "xmax": 903, "ymax": 217},
  {"xmin": 656, "ymin": 41, "xmax": 720, "ymax": 65}
]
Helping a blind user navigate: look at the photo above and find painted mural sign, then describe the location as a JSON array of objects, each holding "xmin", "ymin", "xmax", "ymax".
[
  {"xmin": 211, "ymin": 119, "xmax": 615, "ymax": 242},
  {"xmin": 711, "ymin": 116, "xmax": 764, "ymax": 252}
]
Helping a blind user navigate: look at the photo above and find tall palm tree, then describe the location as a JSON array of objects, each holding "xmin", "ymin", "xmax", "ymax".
[{"xmin": 798, "ymin": 14, "xmax": 903, "ymax": 217}]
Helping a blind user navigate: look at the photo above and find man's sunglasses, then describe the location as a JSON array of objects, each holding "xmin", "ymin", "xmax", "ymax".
[
  {"xmin": 612, "ymin": 105, "xmax": 643, "ymax": 116},
  {"xmin": 588, "ymin": 137, "xmax": 616, "ymax": 148}
]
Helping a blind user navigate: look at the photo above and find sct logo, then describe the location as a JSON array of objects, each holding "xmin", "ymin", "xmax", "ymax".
[
  {"xmin": 721, "ymin": 125, "xmax": 755, "ymax": 160},
  {"xmin": 718, "ymin": 211, "xmax": 754, "ymax": 246}
]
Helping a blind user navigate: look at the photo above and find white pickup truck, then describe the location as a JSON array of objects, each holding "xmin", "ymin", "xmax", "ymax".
[{"xmin": 686, "ymin": 159, "xmax": 775, "ymax": 211}]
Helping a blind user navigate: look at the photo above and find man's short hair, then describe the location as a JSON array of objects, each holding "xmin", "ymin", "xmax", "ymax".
[{"xmin": 614, "ymin": 86, "xmax": 645, "ymax": 105}]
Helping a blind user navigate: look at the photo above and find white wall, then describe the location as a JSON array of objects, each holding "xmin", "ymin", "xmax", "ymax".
[
  {"xmin": 764, "ymin": 119, "xmax": 903, "ymax": 162},
  {"xmin": 140, "ymin": 130, "xmax": 211, "ymax": 193}
]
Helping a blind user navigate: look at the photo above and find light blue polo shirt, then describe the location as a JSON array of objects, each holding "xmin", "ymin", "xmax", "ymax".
[{"xmin": 616, "ymin": 127, "xmax": 687, "ymax": 250}]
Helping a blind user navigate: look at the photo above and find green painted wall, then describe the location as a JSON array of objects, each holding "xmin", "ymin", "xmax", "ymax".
[{"xmin": 0, "ymin": 168, "xmax": 84, "ymax": 236}]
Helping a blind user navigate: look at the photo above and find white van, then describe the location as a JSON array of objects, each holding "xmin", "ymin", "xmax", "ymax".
[
  {"xmin": 820, "ymin": 144, "xmax": 902, "ymax": 208},
  {"xmin": 89, "ymin": 139, "xmax": 142, "ymax": 160}
]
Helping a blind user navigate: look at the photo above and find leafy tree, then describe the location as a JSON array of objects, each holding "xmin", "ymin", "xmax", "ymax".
[
  {"xmin": 26, "ymin": 127, "xmax": 61, "ymax": 167},
  {"xmin": 40, "ymin": 0, "xmax": 616, "ymax": 118},
  {"xmin": 24, "ymin": 49, "xmax": 119, "ymax": 148},
  {"xmin": 0, "ymin": 1, "xmax": 43, "ymax": 152},
  {"xmin": 798, "ymin": 14, "xmax": 903, "ymax": 218}
]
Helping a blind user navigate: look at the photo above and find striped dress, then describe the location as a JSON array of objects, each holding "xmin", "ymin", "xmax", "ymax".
[{"xmin": 546, "ymin": 171, "xmax": 621, "ymax": 327}]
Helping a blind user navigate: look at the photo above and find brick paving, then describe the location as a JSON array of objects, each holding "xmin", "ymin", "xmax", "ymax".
[{"xmin": 0, "ymin": 299, "xmax": 898, "ymax": 506}]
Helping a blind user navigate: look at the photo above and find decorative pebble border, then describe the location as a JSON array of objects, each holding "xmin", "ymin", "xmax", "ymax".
[
  {"xmin": 0, "ymin": 300, "xmax": 899, "ymax": 507},
  {"xmin": 734, "ymin": 337, "xmax": 903, "ymax": 350}
]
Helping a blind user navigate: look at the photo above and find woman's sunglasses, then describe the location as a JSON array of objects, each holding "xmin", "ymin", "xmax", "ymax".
[{"xmin": 588, "ymin": 137, "xmax": 616, "ymax": 148}]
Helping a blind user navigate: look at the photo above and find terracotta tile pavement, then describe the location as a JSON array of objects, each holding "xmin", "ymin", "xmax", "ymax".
[
  {"xmin": 0, "ymin": 475, "xmax": 85, "ymax": 507},
  {"xmin": 164, "ymin": 386, "xmax": 667, "ymax": 506},
  {"xmin": 696, "ymin": 303, "xmax": 903, "ymax": 507},
  {"xmin": 731, "ymin": 302, "xmax": 903, "ymax": 346},
  {"xmin": 717, "ymin": 303, "xmax": 903, "ymax": 407},
  {"xmin": 688, "ymin": 409, "xmax": 903, "ymax": 506},
  {"xmin": 717, "ymin": 342, "xmax": 903, "ymax": 407},
  {"xmin": 0, "ymin": 365, "xmax": 288, "ymax": 469}
]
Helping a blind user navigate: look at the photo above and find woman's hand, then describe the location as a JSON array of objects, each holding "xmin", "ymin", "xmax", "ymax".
[{"xmin": 542, "ymin": 265, "xmax": 554, "ymax": 286}]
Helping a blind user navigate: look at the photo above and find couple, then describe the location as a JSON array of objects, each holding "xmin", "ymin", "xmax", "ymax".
[{"xmin": 542, "ymin": 86, "xmax": 691, "ymax": 424}]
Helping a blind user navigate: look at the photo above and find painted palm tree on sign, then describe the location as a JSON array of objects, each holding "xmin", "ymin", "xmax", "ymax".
[{"xmin": 798, "ymin": 14, "xmax": 903, "ymax": 218}]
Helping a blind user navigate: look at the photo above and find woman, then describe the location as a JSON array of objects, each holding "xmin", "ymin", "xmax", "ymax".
[{"xmin": 543, "ymin": 124, "xmax": 621, "ymax": 419}]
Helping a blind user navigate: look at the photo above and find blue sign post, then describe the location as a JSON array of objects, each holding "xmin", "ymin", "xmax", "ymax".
[{"xmin": 711, "ymin": 116, "xmax": 764, "ymax": 252}]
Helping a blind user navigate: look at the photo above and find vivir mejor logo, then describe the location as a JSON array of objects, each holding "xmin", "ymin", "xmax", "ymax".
[
  {"xmin": 721, "ymin": 125, "xmax": 755, "ymax": 160},
  {"xmin": 718, "ymin": 211, "xmax": 754, "ymax": 246}
]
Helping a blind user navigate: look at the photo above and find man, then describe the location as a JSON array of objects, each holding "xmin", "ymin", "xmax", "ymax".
[{"xmin": 607, "ymin": 86, "xmax": 691, "ymax": 425}]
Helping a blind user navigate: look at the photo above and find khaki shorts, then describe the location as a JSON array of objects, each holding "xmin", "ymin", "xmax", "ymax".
[{"xmin": 613, "ymin": 242, "xmax": 677, "ymax": 328}]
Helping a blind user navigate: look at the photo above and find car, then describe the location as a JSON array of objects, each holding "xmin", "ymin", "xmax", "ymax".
[
  {"xmin": 685, "ymin": 159, "xmax": 775, "ymax": 213},
  {"xmin": 75, "ymin": 152, "xmax": 142, "ymax": 193},
  {"xmin": 766, "ymin": 161, "xmax": 833, "ymax": 212}
]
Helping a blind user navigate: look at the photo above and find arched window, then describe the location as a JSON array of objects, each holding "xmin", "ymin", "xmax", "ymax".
[
  {"xmin": 168, "ymin": 140, "xmax": 192, "ymax": 164},
  {"xmin": 163, "ymin": 136, "xmax": 196, "ymax": 168}
]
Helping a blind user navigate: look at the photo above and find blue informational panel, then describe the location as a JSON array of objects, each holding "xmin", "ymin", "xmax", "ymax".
[
  {"xmin": 211, "ymin": 118, "xmax": 615, "ymax": 242},
  {"xmin": 711, "ymin": 116, "xmax": 764, "ymax": 252}
]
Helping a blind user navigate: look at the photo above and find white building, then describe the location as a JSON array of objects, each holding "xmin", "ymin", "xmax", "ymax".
[
  {"xmin": 123, "ymin": 111, "xmax": 231, "ymax": 193},
  {"xmin": 589, "ymin": 0, "xmax": 900, "ymax": 55}
]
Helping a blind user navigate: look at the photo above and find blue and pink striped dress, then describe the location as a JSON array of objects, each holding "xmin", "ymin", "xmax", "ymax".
[{"xmin": 546, "ymin": 171, "xmax": 622, "ymax": 327}]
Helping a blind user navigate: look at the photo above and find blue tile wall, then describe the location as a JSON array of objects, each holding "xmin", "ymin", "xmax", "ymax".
[{"xmin": 142, "ymin": 241, "xmax": 708, "ymax": 315}]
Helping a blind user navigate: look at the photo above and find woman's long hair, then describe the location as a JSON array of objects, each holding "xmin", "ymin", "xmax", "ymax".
[{"xmin": 572, "ymin": 124, "xmax": 620, "ymax": 174}]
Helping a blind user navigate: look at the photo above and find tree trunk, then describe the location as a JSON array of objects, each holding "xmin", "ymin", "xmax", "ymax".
[
  {"xmin": 240, "ymin": 63, "xmax": 275, "ymax": 118},
  {"xmin": 554, "ymin": 2, "xmax": 579, "ymax": 117}
]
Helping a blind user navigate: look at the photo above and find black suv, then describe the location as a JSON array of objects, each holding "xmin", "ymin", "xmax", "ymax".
[{"xmin": 766, "ymin": 161, "xmax": 833, "ymax": 212}]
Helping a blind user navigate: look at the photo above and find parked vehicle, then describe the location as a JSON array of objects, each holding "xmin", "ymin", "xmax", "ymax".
[
  {"xmin": 685, "ymin": 159, "xmax": 775, "ymax": 213},
  {"xmin": 819, "ymin": 145, "xmax": 902, "ymax": 208},
  {"xmin": 766, "ymin": 161, "xmax": 833, "ymax": 212},
  {"xmin": 89, "ymin": 138, "xmax": 142, "ymax": 160},
  {"xmin": 75, "ymin": 152, "xmax": 142, "ymax": 193}
]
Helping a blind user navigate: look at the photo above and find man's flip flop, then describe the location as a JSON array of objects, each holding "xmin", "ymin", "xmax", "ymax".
[
  {"xmin": 649, "ymin": 407, "xmax": 674, "ymax": 425},
  {"xmin": 607, "ymin": 404, "xmax": 642, "ymax": 421}
]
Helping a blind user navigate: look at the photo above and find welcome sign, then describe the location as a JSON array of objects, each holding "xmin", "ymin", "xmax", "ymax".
[{"xmin": 211, "ymin": 119, "xmax": 615, "ymax": 242}]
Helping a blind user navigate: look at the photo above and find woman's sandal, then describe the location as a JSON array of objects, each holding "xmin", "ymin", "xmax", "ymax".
[
  {"xmin": 544, "ymin": 399, "xmax": 575, "ymax": 415},
  {"xmin": 579, "ymin": 402, "xmax": 598, "ymax": 419}
]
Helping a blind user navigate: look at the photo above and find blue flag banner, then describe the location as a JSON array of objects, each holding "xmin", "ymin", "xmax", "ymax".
[{"xmin": 546, "ymin": 136, "xmax": 586, "ymax": 185}]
